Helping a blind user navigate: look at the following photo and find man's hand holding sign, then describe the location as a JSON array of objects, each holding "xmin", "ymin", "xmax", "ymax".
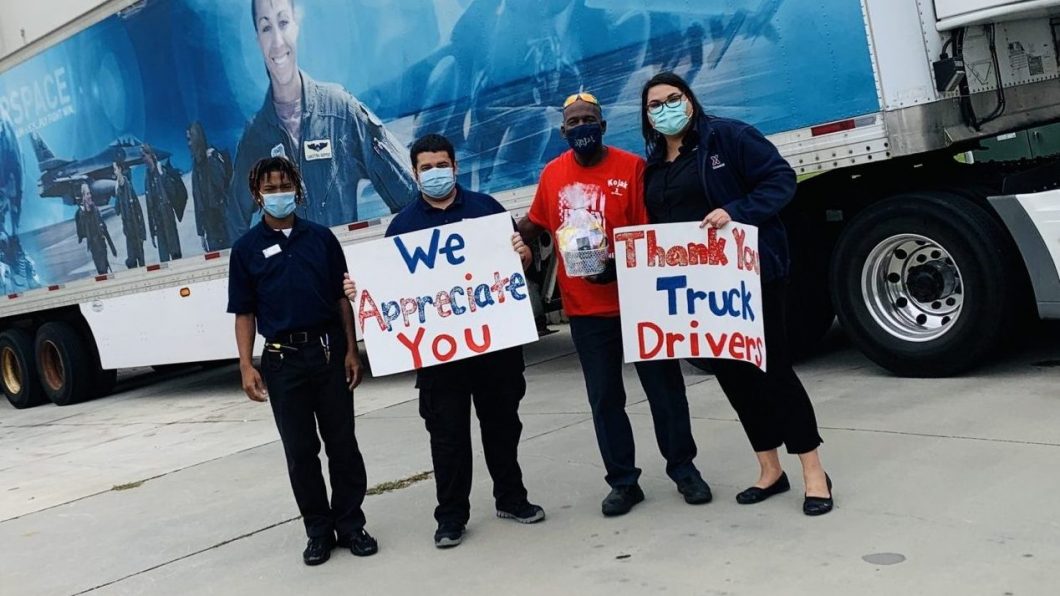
[
  {"xmin": 615, "ymin": 221, "xmax": 766, "ymax": 371},
  {"xmin": 345, "ymin": 212, "xmax": 537, "ymax": 376}
]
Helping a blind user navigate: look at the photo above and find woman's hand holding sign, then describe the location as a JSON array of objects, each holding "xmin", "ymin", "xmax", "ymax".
[{"xmin": 701, "ymin": 208, "xmax": 732, "ymax": 229}]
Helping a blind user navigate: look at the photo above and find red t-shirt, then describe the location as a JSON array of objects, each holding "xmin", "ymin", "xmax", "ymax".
[{"xmin": 528, "ymin": 147, "xmax": 647, "ymax": 317}]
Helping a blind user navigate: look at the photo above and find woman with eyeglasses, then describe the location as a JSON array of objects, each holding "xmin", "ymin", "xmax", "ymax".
[{"xmin": 639, "ymin": 72, "xmax": 833, "ymax": 516}]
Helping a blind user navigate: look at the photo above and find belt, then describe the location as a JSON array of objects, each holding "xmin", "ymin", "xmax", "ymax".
[{"xmin": 267, "ymin": 329, "xmax": 331, "ymax": 346}]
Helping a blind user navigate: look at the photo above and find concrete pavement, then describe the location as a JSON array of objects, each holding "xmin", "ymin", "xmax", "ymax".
[{"xmin": 2, "ymin": 326, "xmax": 1059, "ymax": 595}]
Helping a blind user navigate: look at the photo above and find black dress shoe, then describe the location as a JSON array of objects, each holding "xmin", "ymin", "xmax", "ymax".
[
  {"xmin": 601, "ymin": 484, "xmax": 645, "ymax": 517},
  {"xmin": 803, "ymin": 474, "xmax": 834, "ymax": 516},
  {"xmin": 736, "ymin": 472, "xmax": 791, "ymax": 505},
  {"xmin": 676, "ymin": 475, "xmax": 713, "ymax": 505},
  {"xmin": 303, "ymin": 535, "xmax": 336, "ymax": 566},
  {"xmin": 338, "ymin": 528, "xmax": 379, "ymax": 556}
]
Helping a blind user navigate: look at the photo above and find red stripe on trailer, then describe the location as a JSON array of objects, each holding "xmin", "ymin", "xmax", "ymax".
[
  {"xmin": 204, "ymin": 251, "xmax": 222, "ymax": 260},
  {"xmin": 146, "ymin": 264, "xmax": 162, "ymax": 271},
  {"xmin": 348, "ymin": 221, "xmax": 369, "ymax": 231},
  {"xmin": 811, "ymin": 119, "xmax": 856, "ymax": 137},
  {"xmin": 7, "ymin": 293, "xmax": 18, "ymax": 300},
  {"xmin": 48, "ymin": 285, "xmax": 61, "ymax": 291},
  {"xmin": 95, "ymin": 275, "xmax": 109, "ymax": 282}
]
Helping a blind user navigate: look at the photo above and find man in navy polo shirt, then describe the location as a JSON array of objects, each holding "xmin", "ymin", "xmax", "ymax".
[
  {"xmin": 228, "ymin": 156, "xmax": 378, "ymax": 566},
  {"xmin": 344, "ymin": 134, "xmax": 544, "ymax": 549}
]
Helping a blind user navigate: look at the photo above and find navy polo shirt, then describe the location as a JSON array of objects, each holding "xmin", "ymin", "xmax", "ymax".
[
  {"xmin": 227, "ymin": 216, "xmax": 347, "ymax": 339},
  {"xmin": 385, "ymin": 186, "xmax": 524, "ymax": 387},
  {"xmin": 385, "ymin": 184, "xmax": 507, "ymax": 237}
]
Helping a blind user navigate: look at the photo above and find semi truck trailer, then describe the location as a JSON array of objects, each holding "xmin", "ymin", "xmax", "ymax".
[{"xmin": 1, "ymin": 0, "xmax": 1060, "ymax": 409}]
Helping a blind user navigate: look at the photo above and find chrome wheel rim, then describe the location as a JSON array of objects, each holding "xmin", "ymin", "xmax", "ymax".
[{"xmin": 861, "ymin": 234, "xmax": 964, "ymax": 343}]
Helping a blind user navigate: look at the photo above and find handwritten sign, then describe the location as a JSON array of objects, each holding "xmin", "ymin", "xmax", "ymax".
[
  {"xmin": 614, "ymin": 222, "xmax": 766, "ymax": 371},
  {"xmin": 348, "ymin": 212, "xmax": 537, "ymax": 376}
]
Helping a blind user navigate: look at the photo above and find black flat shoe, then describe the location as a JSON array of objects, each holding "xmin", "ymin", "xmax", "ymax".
[
  {"xmin": 735, "ymin": 472, "xmax": 790, "ymax": 505},
  {"xmin": 803, "ymin": 474, "xmax": 834, "ymax": 516}
]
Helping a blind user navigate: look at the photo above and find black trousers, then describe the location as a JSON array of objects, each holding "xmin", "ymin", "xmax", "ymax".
[
  {"xmin": 710, "ymin": 279, "xmax": 823, "ymax": 455},
  {"xmin": 124, "ymin": 234, "xmax": 145, "ymax": 269},
  {"xmin": 417, "ymin": 348, "xmax": 528, "ymax": 525},
  {"xmin": 261, "ymin": 333, "xmax": 368, "ymax": 539},
  {"xmin": 569, "ymin": 316, "xmax": 700, "ymax": 488}
]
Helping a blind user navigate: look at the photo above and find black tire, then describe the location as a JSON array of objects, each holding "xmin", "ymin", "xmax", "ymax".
[
  {"xmin": 0, "ymin": 329, "xmax": 46, "ymax": 409},
  {"xmin": 93, "ymin": 368, "xmax": 118, "ymax": 399},
  {"xmin": 830, "ymin": 192, "xmax": 1016, "ymax": 377},
  {"xmin": 782, "ymin": 209, "xmax": 835, "ymax": 358},
  {"xmin": 35, "ymin": 322, "xmax": 94, "ymax": 406}
]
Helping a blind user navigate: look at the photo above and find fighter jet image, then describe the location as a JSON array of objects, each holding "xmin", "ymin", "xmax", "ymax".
[
  {"xmin": 29, "ymin": 133, "xmax": 171, "ymax": 206},
  {"xmin": 707, "ymin": 0, "xmax": 783, "ymax": 69}
]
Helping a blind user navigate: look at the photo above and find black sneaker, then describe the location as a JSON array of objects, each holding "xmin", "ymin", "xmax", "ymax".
[
  {"xmin": 434, "ymin": 521, "xmax": 466, "ymax": 548},
  {"xmin": 497, "ymin": 501, "xmax": 546, "ymax": 524},
  {"xmin": 302, "ymin": 535, "xmax": 335, "ymax": 566},
  {"xmin": 337, "ymin": 528, "xmax": 379, "ymax": 557},
  {"xmin": 601, "ymin": 484, "xmax": 645, "ymax": 517},
  {"xmin": 676, "ymin": 475, "xmax": 713, "ymax": 505}
]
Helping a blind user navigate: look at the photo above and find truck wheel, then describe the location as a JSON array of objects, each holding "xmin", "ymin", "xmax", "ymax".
[
  {"xmin": 830, "ymin": 192, "xmax": 1015, "ymax": 377},
  {"xmin": 35, "ymin": 322, "xmax": 94, "ymax": 406},
  {"xmin": 0, "ymin": 329, "xmax": 46, "ymax": 409}
]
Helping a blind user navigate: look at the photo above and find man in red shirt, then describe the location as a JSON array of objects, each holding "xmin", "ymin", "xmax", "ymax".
[{"xmin": 518, "ymin": 93, "xmax": 710, "ymax": 516}]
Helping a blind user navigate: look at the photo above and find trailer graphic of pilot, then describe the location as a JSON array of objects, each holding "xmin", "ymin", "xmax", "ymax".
[
  {"xmin": 112, "ymin": 155, "xmax": 147, "ymax": 269},
  {"xmin": 142, "ymin": 144, "xmax": 183, "ymax": 263},
  {"xmin": 75, "ymin": 183, "xmax": 117, "ymax": 275},
  {"xmin": 230, "ymin": 0, "xmax": 415, "ymax": 236},
  {"xmin": 0, "ymin": 106, "xmax": 21, "ymax": 237},
  {"xmin": 187, "ymin": 122, "xmax": 231, "ymax": 252}
]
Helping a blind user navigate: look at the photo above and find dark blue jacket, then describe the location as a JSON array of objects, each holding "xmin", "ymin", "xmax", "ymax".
[{"xmin": 648, "ymin": 115, "xmax": 796, "ymax": 281}]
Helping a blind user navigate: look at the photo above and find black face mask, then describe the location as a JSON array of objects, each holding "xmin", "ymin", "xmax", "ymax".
[{"xmin": 566, "ymin": 123, "xmax": 603, "ymax": 157}]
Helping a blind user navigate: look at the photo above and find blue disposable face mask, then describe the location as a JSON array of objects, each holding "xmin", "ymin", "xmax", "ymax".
[
  {"xmin": 419, "ymin": 166, "xmax": 456, "ymax": 199},
  {"xmin": 261, "ymin": 190, "xmax": 298, "ymax": 219},
  {"xmin": 651, "ymin": 100, "xmax": 692, "ymax": 136},
  {"xmin": 566, "ymin": 123, "xmax": 603, "ymax": 157}
]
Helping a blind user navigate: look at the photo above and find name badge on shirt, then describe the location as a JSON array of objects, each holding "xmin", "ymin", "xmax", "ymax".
[
  {"xmin": 262, "ymin": 244, "xmax": 282, "ymax": 258},
  {"xmin": 304, "ymin": 139, "xmax": 333, "ymax": 161}
]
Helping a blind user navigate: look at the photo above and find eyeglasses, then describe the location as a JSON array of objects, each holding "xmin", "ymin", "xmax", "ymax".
[
  {"xmin": 563, "ymin": 92, "xmax": 600, "ymax": 108},
  {"xmin": 646, "ymin": 93, "xmax": 685, "ymax": 115}
]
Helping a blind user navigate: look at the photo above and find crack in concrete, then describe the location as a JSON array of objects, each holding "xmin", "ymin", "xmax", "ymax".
[
  {"xmin": 820, "ymin": 425, "xmax": 1060, "ymax": 448},
  {"xmin": 70, "ymin": 470, "xmax": 447, "ymax": 594},
  {"xmin": 70, "ymin": 515, "xmax": 302, "ymax": 595},
  {"xmin": 0, "ymin": 440, "xmax": 278, "ymax": 524}
]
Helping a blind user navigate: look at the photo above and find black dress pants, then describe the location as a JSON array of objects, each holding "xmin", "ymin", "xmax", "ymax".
[
  {"xmin": 568, "ymin": 315, "xmax": 701, "ymax": 488},
  {"xmin": 261, "ymin": 333, "xmax": 368, "ymax": 539},
  {"xmin": 417, "ymin": 348, "xmax": 529, "ymax": 525},
  {"xmin": 710, "ymin": 279, "xmax": 823, "ymax": 454}
]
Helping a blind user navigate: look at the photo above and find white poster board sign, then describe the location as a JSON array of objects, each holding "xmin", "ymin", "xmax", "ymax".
[
  {"xmin": 614, "ymin": 222, "xmax": 767, "ymax": 371},
  {"xmin": 347, "ymin": 212, "xmax": 538, "ymax": 376}
]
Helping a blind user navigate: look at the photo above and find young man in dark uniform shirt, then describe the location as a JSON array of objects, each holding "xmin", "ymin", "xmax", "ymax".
[
  {"xmin": 228, "ymin": 156, "xmax": 377, "ymax": 566},
  {"xmin": 345, "ymin": 134, "xmax": 544, "ymax": 548}
]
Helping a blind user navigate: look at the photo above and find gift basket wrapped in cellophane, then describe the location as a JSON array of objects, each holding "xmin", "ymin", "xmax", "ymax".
[{"xmin": 556, "ymin": 194, "xmax": 608, "ymax": 277}]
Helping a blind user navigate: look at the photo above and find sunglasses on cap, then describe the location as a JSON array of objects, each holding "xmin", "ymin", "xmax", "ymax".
[{"xmin": 563, "ymin": 92, "xmax": 600, "ymax": 108}]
